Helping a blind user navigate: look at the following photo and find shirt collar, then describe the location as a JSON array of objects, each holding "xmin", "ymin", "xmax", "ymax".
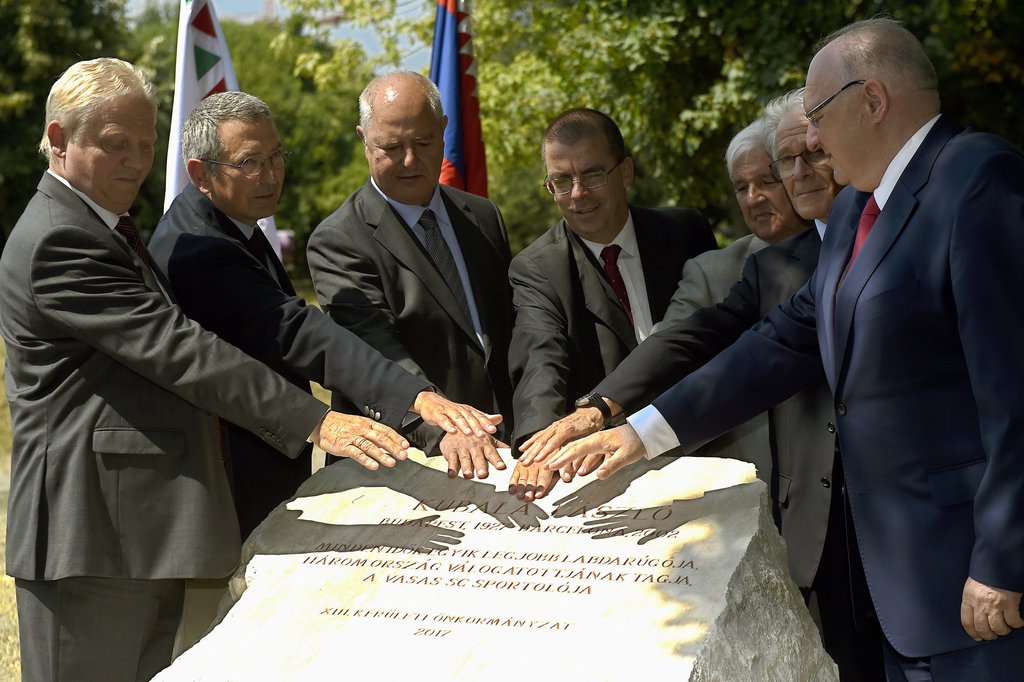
[
  {"xmin": 579, "ymin": 210, "xmax": 638, "ymax": 260},
  {"xmin": 370, "ymin": 175, "xmax": 444, "ymax": 228},
  {"xmin": 815, "ymin": 218, "xmax": 827, "ymax": 240},
  {"xmin": 47, "ymin": 169, "xmax": 122, "ymax": 230},
  {"xmin": 873, "ymin": 114, "xmax": 941, "ymax": 210}
]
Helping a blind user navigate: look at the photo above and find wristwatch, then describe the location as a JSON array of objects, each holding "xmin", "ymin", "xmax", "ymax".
[{"xmin": 574, "ymin": 392, "xmax": 613, "ymax": 425}]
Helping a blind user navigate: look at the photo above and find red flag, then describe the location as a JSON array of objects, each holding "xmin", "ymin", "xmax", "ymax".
[{"xmin": 430, "ymin": 0, "xmax": 488, "ymax": 196}]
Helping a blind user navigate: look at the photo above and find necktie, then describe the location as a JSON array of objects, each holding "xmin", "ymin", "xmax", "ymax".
[
  {"xmin": 247, "ymin": 226, "xmax": 271, "ymax": 268},
  {"xmin": 114, "ymin": 215, "xmax": 156, "ymax": 270},
  {"xmin": 418, "ymin": 209, "xmax": 473, "ymax": 322},
  {"xmin": 848, "ymin": 194, "xmax": 880, "ymax": 265},
  {"xmin": 601, "ymin": 244, "xmax": 633, "ymax": 324}
]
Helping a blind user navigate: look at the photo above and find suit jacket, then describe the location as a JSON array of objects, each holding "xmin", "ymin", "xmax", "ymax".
[
  {"xmin": 654, "ymin": 233, "xmax": 768, "ymax": 332},
  {"xmin": 148, "ymin": 185, "xmax": 430, "ymax": 537},
  {"xmin": 649, "ymin": 233, "xmax": 772, "ymax": 474},
  {"xmin": 508, "ymin": 205, "xmax": 716, "ymax": 448},
  {"xmin": 307, "ymin": 180, "xmax": 515, "ymax": 453},
  {"xmin": 0, "ymin": 174, "xmax": 327, "ymax": 581},
  {"xmin": 597, "ymin": 227, "xmax": 832, "ymax": 587},
  {"xmin": 650, "ymin": 117, "xmax": 1024, "ymax": 657}
]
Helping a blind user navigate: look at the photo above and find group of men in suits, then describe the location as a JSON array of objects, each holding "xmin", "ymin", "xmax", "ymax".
[
  {"xmin": 0, "ymin": 62, "xmax": 500, "ymax": 680},
  {"xmin": 536, "ymin": 17, "xmax": 1024, "ymax": 681},
  {"xmin": 4, "ymin": 14, "xmax": 1022, "ymax": 682}
]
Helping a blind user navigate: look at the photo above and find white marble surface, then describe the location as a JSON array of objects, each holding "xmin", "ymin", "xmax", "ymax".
[{"xmin": 157, "ymin": 451, "xmax": 837, "ymax": 681}]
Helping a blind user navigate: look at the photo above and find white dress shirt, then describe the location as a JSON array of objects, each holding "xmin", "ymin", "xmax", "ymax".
[{"xmin": 579, "ymin": 211, "xmax": 654, "ymax": 343}]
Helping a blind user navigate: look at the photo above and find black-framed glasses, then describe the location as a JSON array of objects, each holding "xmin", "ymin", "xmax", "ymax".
[
  {"xmin": 769, "ymin": 149, "xmax": 831, "ymax": 180},
  {"xmin": 804, "ymin": 80, "xmax": 866, "ymax": 128},
  {"xmin": 544, "ymin": 159, "xmax": 623, "ymax": 196},
  {"xmin": 204, "ymin": 149, "xmax": 291, "ymax": 177}
]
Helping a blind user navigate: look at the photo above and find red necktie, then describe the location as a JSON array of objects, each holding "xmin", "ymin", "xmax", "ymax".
[
  {"xmin": 848, "ymin": 195, "xmax": 880, "ymax": 265},
  {"xmin": 114, "ymin": 215, "xmax": 157, "ymax": 270},
  {"xmin": 601, "ymin": 244, "xmax": 633, "ymax": 324}
]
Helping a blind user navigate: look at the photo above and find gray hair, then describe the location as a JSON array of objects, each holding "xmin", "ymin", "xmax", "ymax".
[
  {"xmin": 761, "ymin": 89, "xmax": 805, "ymax": 157},
  {"xmin": 725, "ymin": 117, "xmax": 770, "ymax": 178},
  {"xmin": 181, "ymin": 91, "xmax": 272, "ymax": 167},
  {"xmin": 358, "ymin": 71, "xmax": 444, "ymax": 132},
  {"xmin": 815, "ymin": 17, "xmax": 938, "ymax": 94},
  {"xmin": 40, "ymin": 57, "xmax": 157, "ymax": 161}
]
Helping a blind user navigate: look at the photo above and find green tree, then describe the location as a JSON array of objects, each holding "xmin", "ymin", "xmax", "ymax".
[
  {"xmin": 280, "ymin": 0, "xmax": 1024, "ymax": 251},
  {"xmin": 0, "ymin": 0, "xmax": 132, "ymax": 241}
]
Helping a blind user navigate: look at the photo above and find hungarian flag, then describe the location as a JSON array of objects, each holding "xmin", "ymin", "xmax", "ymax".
[
  {"xmin": 430, "ymin": 0, "xmax": 488, "ymax": 197},
  {"xmin": 163, "ymin": 0, "xmax": 281, "ymax": 255}
]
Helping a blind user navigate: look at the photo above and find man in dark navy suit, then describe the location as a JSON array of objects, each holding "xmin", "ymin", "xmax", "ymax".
[{"xmin": 543, "ymin": 18, "xmax": 1024, "ymax": 681}]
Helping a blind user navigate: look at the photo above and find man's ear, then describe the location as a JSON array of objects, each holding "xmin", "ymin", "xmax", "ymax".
[
  {"xmin": 186, "ymin": 158, "xmax": 214, "ymax": 197},
  {"xmin": 621, "ymin": 157, "xmax": 635, "ymax": 190},
  {"xmin": 46, "ymin": 121, "xmax": 67, "ymax": 160},
  {"xmin": 863, "ymin": 79, "xmax": 889, "ymax": 122}
]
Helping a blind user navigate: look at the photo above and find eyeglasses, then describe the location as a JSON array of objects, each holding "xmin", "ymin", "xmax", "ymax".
[
  {"xmin": 544, "ymin": 159, "xmax": 623, "ymax": 196},
  {"xmin": 769, "ymin": 149, "xmax": 831, "ymax": 180},
  {"xmin": 204, "ymin": 149, "xmax": 291, "ymax": 177},
  {"xmin": 804, "ymin": 80, "xmax": 865, "ymax": 128}
]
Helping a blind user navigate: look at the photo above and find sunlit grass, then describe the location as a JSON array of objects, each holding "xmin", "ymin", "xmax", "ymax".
[{"xmin": 0, "ymin": 340, "xmax": 19, "ymax": 681}]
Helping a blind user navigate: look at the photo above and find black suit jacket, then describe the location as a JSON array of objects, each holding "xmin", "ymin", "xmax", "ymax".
[
  {"xmin": 149, "ymin": 184, "xmax": 430, "ymax": 537},
  {"xmin": 597, "ymin": 228, "xmax": 834, "ymax": 587},
  {"xmin": 508, "ymin": 205, "xmax": 716, "ymax": 448},
  {"xmin": 307, "ymin": 181, "xmax": 515, "ymax": 453}
]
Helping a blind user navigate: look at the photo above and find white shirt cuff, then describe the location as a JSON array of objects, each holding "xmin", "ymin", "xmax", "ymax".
[{"xmin": 627, "ymin": 405, "xmax": 681, "ymax": 460}]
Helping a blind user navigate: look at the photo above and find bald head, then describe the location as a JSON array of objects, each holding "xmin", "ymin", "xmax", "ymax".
[
  {"xmin": 356, "ymin": 71, "xmax": 448, "ymax": 206},
  {"xmin": 805, "ymin": 18, "xmax": 940, "ymax": 191}
]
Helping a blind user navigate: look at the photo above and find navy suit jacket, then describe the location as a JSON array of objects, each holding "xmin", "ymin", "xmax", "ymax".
[
  {"xmin": 149, "ymin": 185, "xmax": 429, "ymax": 537},
  {"xmin": 650, "ymin": 117, "xmax": 1024, "ymax": 657},
  {"xmin": 597, "ymin": 227, "xmax": 834, "ymax": 588}
]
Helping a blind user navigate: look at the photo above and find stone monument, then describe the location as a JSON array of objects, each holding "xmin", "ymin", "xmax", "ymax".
[{"xmin": 156, "ymin": 452, "xmax": 838, "ymax": 681}]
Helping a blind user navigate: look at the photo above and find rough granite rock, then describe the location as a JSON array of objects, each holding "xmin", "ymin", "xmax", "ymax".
[{"xmin": 156, "ymin": 452, "xmax": 838, "ymax": 681}]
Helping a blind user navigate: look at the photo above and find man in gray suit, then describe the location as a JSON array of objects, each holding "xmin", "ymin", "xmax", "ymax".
[
  {"xmin": 0, "ymin": 58, "xmax": 410, "ymax": 682},
  {"xmin": 308, "ymin": 71, "xmax": 514, "ymax": 480}
]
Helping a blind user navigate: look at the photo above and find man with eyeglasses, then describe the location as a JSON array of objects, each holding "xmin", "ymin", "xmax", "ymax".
[
  {"xmin": 506, "ymin": 108, "xmax": 715, "ymax": 498},
  {"xmin": 538, "ymin": 18, "xmax": 1024, "ymax": 680},
  {"xmin": 308, "ymin": 71, "xmax": 515, "ymax": 481}
]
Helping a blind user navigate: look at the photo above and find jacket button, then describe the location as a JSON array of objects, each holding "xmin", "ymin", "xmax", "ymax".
[
  {"xmin": 374, "ymin": 411, "xmax": 381, "ymax": 421},
  {"xmin": 836, "ymin": 403, "xmax": 847, "ymax": 416},
  {"xmin": 827, "ymin": 422, "xmax": 835, "ymax": 433},
  {"xmin": 820, "ymin": 477, "xmax": 831, "ymax": 488}
]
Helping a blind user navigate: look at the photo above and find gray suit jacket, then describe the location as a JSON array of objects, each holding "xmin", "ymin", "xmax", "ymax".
[
  {"xmin": 307, "ymin": 180, "xmax": 515, "ymax": 454},
  {"xmin": 653, "ymin": 233, "xmax": 772, "ymax": 474},
  {"xmin": 0, "ymin": 174, "xmax": 326, "ymax": 581}
]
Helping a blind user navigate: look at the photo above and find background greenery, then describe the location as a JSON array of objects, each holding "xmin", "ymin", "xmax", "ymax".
[
  {"xmin": 0, "ymin": 1, "xmax": 1021, "ymax": 677},
  {"xmin": 2, "ymin": 0, "xmax": 1022, "ymax": 260}
]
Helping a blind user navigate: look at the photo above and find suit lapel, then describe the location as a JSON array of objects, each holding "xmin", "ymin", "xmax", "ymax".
[
  {"xmin": 41, "ymin": 176, "xmax": 174, "ymax": 302},
  {"xmin": 633, "ymin": 212, "xmax": 672, "ymax": 323},
  {"xmin": 442, "ymin": 189, "xmax": 501, "ymax": 356},
  {"xmin": 365, "ymin": 184, "xmax": 481, "ymax": 347},
  {"xmin": 566, "ymin": 225, "xmax": 636, "ymax": 350},
  {"xmin": 191, "ymin": 187, "xmax": 297, "ymax": 297},
  {"xmin": 827, "ymin": 117, "xmax": 960, "ymax": 386}
]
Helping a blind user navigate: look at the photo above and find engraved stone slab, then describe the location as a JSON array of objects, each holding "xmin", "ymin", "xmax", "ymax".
[{"xmin": 156, "ymin": 452, "xmax": 838, "ymax": 681}]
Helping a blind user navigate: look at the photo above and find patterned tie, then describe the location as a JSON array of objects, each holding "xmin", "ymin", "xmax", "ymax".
[
  {"xmin": 114, "ymin": 214, "xmax": 156, "ymax": 270},
  {"xmin": 418, "ymin": 209, "xmax": 473, "ymax": 322},
  {"xmin": 601, "ymin": 244, "xmax": 633, "ymax": 324},
  {"xmin": 849, "ymin": 194, "xmax": 880, "ymax": 265}
]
